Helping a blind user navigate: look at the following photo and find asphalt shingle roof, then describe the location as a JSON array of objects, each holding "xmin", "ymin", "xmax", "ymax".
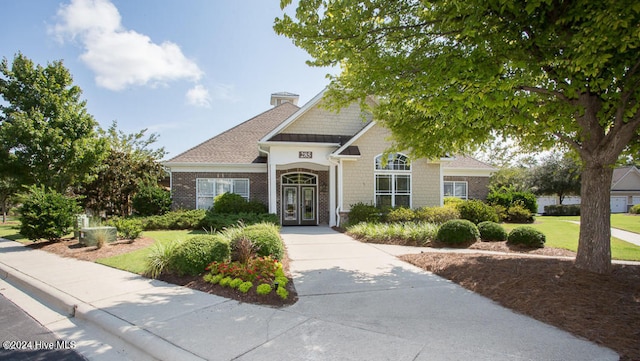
[{"xmin": 166, "ymin": 102, "xmax": 299, "ymax": 164}]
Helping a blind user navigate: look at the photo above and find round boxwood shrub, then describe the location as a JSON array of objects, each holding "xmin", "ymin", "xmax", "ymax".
[
  {"xmin": 436, "ymin": 219, "xmax": 479, "ymax": 245},
  {"xmin": 507, "ymin": 226, "xmax": 546, "ymax": 248},
  {"xmin": 170, "ymin": 235, "xmax": 231, "ymax": 276},
  {"xmin": 477, "ymin": 221, "xmax": 507, "ymax": 242},
  {"xmin": 456, "ymin": 200, "xmax": 499, "ymax": 224},
  {"xmin": 227, "ymin": 223, "xmax": 284, "ymax": 260}
]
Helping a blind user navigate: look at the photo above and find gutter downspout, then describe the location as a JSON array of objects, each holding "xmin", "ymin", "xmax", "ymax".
[
  {"xmin": 258, "ymin": 145, "xmax": 277, "ymax": 218},
  {"xmin": 328, "ymin": 156, "xmax": 342, "ymax": 227}
]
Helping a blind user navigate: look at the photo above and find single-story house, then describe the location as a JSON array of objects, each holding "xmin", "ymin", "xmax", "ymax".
[
  {"xmin": 536, "ymin": 166, "xmax": 640, "ymax": 213},
  {"xmin": 164, "ymin": 89, "xmax": 495, "ymax": 226}
]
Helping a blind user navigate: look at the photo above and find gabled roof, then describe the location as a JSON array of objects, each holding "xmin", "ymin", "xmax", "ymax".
[
  {"xmin": 612, "ymin": 166, "xmax": 640, "ymax": 187},
  {"xmin": 260, "ymin": 89, "xmax": 327, "ymax": 143},
  {"xmin": 444, "ymin": 156, "xmax": 496, "ymax": 170},
  {"xmin": 165, "ymin": 102, "xmax": 299, "ymax": 164}
]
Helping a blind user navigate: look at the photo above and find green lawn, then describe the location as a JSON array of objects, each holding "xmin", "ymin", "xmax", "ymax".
[
  {"xmin": 504, "ymin": 216, "xmax": 640, "ymax": 261},
  {"xmin": 0, "ymin": 222, "xmax": 28, "ymax": 242},
  {"xmin": 96, "ymin": 230, "xmax": 205, "ymax": 274},
  {"xmin": 547, "ymin": 214, "xmax": 640, "ymax": 234}
]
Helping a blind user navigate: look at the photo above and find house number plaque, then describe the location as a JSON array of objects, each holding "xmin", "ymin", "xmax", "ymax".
[{"xmin": 299, "ymin": 151, "xmax": 313, "ymax": 159}]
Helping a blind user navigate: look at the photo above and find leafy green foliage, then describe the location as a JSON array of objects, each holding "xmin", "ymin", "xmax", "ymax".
[
  {"xmin": 436, "ymin": 220, "xmax": 480, "ymax": 245},
  {"xmin": 630, "ymin": 204, "xmax": 640, "ymax": 215},
  {"xmin": 144, "ymin": 240, "xmax": 182, "ymax": 279},
  {"xmin": 238, "ymin": 281, "xmax": 253, "ymax": 293},
  {"xmin": 212, "ymin": 192, "xmax": 267, "ymax": 214},
  {"xmin": 477, "ymin": 221, "xmax": 508, "ymax": 242},
  {"xmin": 81, "ymin": 122, "xmax": 166, "ymax": 217},
  {"xmin": 507, "ymin": 226, "xmax": 546, "ymax": 248},
  {"xmin": 529, "ymin": 153, "xmax": 582, "ymax": 204},
  {"xmin": 110, "ymin": 218, "xmax": 143, "ymax": 240},
  {"xmin": 456, "ymin": 200, "xmax": 499, "ymax": 224},
  {"xmin": 347, "ymin": 202, "xmax": 380, "ymax": 225},
  {"xmin": 201, "ymin": 212, "xmax": 278, "ymax": 231},
  {"xmin": 17, "ymin": 185, "xmax": 82, "ymax": 241},
  {"xmin": 275, "ymin": 0, "xmax": 640, "ymax": 273},
  {"xmin": 276, "ymin": 286, "xmax": 289, "ymax": 300},
  {"xmin": 222, "ymin": 223, "xmax": 284, "ymax": 260},
  {"xmin": 170, "ymin": 235, "xmax": 230, "ymax": 276},
  {"xmin": 487, "ymin": 187, "xmax": 538, "ymax": 214},
  {"xmin": 544, "ymin": 204, "xmax": 581, "ymax": 216},
  {"xmin": 0, "ymin": 53, "xmax": 107, "ymax": 192},
  {"xmin": 256, "ymin": 284, "xmax": 272, "ymax": 295},
  {"xmin": 414, "ymin": 206, "xmax": 460, "ymax": 224},
  {"xmin": 132, "ymin": 183, "xmax": 171, "ymax": 216},
  {"xmin": 347, "ymin": 222, "xmax": 438, "ymax": 246},
  {"xmin": 139, "ymin": 209, "xmax": 206, "ymax": 230},
  {"xmin": 385, "ymin": 207, "xmax": 416, "ymax": 223},
  {"xmin": 506, "ymin": 203, "xmax": 534, "ymax": 224}
]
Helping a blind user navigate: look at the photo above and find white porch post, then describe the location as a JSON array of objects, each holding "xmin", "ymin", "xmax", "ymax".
[
  {"xmin": 329, "ymin": 163, "xmax": 337, "ymax": 227},
  {"xmin": 269, "ymin": 163, "xmax": 277, "ymax": 214}
]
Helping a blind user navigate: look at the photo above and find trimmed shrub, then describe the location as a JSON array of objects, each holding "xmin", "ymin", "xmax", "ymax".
[
  {"xmin": 506, "ymin": 203, "xmax": 534, "ymax": 223},
  {"xmin": 200, "ymin": 212, "xmax": 278, "ymax": 231},
  {"xmin": 487, "ymin": 187, "xmax": 538, "ymax": 214},
  {"xmin": 276, "ymin": 286, "xmax": 289, "ymax": 300},
  {"xmin": 109, "ymin": 218, "xmax": 143, "ymax": 240},
  {"xmin": 456, "ymin": 200, "xmax": 499, "ymax": 224},
  {"xmin": 507, "ymin": 226, "xmax": 546, "ymax": 248},
  {"xmin": 347, "ymin": 202, "xmax": 380, "ymax": 225},
  {"xmin": 415, "ymin": 206, "xmax": 460, "ymax": 224},
  {"xmin": 141, "ymin": 209, "xmax": 206, "ymax": 230},
  {"xmin": 386, "ymin": 207, "xmax": 416, "ymax": 223},
  {"xmin": 477, "ymin": 221, "xmax": 508, "ymax": 242},
  {"xmin": 443, "ymin": 197, "xmax": 464, "ymax": 207},
  {"xmin": 132, "ymin": 183, "xmax": 171, "ymax": 216},
  {"xmin": 256, "ymin": 283, "xmax": 272, "ymax": 295},
  {"xmin": 170, "ymin": 235, "xmax": 231, "ymax": 276},
  {"xmin": 222, "ymin": 223, "xmax": 284, "ymax": 260},
  {"xmin": 436, "ymin": 219, "xmax": 480, "ymax": 245},
  {"xmin": 630, "ymin": 204, "xmax": 640, "ymax": 214},
  {"xmin": 17, "ymin": 185, "xmax": 82, "ymax": 241},
  {"xmin": 238, "ymin": 281, "xmax": 253, "ymax": 293},
  {"xmin": 211, "ymin": 192, "xmax": 267, "ymax": 214},
  {"xmin": 544, "ymin": 204, "xmax": 581, "ymax": 216}
]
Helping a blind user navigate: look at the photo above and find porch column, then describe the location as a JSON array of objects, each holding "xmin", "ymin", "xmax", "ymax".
[
  {"xmin": 269, "ymin": 163, "xmax": 277, "ymax": 214},
  {"xmin": 329, "ymin": 163, "xmax": 337, "ymax": 227}
]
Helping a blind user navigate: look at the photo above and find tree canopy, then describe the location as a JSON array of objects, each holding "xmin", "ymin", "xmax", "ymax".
[
  {"xmin": 530, "ymin": 153, "xmax": 582, "ymax": 204},
  {"xmin": 0, "ymin": 53, "xmax": 107, "ymax": 192},
  {"xmin": 275, "ymin": 0, "xmax": 640, "ymax": 273}
]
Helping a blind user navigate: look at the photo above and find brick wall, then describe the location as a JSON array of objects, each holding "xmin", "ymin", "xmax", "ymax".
[
  {"xmin": 171, "ymin": 172, "xmax": 268, "ymax": 210},
  {"xmin": 444, "ymin": 175, "xmax": 490, "ymax": 200}
]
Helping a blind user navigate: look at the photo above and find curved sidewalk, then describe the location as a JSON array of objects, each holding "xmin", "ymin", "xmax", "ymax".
[{"xmin": 0, "ymin": 228, "xmax": 619, "ymax": 361}]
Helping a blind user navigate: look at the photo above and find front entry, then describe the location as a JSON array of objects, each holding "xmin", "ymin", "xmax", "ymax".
[{"xmin": 282, "ymin": 173, "xmax": 317, "ymax": 226}]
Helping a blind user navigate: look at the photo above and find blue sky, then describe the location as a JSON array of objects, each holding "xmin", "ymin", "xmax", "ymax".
[{"xmin": 0, "ymin": 0, "xmax": 333, "ymax": 159}]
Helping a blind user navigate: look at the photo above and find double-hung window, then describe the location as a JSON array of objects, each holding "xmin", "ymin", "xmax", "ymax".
[
  {"xmin": 443, "ymin": 181, "xmax": 468, "ymax": 199},
  {"xmin": 374, "ymin": 153, "xmax": 411, "ymax": 208},
  {"xmin": 196, "ymin": 178, "xmax": 249, "ymax": 210}
]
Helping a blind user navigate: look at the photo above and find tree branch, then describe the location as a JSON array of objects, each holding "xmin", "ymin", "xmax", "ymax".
[{"xmin": 518, "ymin": 85, "xmax": 571, "ymax": 103}]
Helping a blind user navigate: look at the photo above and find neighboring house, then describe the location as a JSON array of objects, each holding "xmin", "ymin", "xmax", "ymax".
[
  {"xmin": 164, "ymin": 89, "xmax": 494, "ymax": 226},
  {"xmin": 536, "ymin": 166, "xmax": 640, "ymax": 213}
]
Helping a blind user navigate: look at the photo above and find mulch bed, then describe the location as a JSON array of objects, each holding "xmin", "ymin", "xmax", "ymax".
[{"xmin": 401, "ymin": 252, "xmax": 640, "ymax": 361}]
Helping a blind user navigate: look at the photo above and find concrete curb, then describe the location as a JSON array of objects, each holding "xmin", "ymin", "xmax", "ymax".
[{"xmin": 0, "ymin": 261, "xmax": 205, "ymax": 361}]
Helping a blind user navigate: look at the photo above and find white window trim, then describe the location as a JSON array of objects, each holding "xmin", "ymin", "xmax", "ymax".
[
  {"xmin": 196, "ymin": 178, "xmax": 250, "ymax": 210},
  {"xmin": 374, "ymin": 153, "xmax": 412, "ymax": 208},
  {"xmin": 444, "ymin": 181, "xmax": 468, "ymax": 200}
]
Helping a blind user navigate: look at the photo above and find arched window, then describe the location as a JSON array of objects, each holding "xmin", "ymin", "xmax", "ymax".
[{"xmin": 374, "ymin": 153, "xmax": 411, "ymax": 208}]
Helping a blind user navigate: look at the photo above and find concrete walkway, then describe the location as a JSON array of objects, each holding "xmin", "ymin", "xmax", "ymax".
[
  {"xmin": 0, "ymin": 228, "xmax": 619, "ymax": 361},
  {"xmin": 565, "ymin": 220, "xmax": 640, "ymax": 247}
]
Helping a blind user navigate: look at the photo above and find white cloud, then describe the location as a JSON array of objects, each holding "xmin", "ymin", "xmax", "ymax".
[
  {"xmin": 186, "ymin": 85, "xmax": 212, "ymax": 108},
  {"xmin": 53, "ymin": 0, "xmax": 203, "ymax": 91}
]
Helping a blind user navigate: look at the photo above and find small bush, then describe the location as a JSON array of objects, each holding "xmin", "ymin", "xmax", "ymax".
[
  {"xmin": 443, "ymin": 197, "xmax": 464, "ymax": 207},
  {"xmin": 203, "ymin": 273, "xmax": 224, "ymax": 284},
  {"xmin": 477, "ymin": 221, "xmax": 507, "ymax": 242},
  {"xmin": 436, "ymin": 219, "xmax": 479, "ymax": 245},
  {"xmin": 211, "ymin": 192, "xmax": 267, "ymax": 214},
  {"xmin": 256, "ymin": 283, "xmax": 272, "ymax": 295},
  {"xmin": 219, "ymin": 276, "xmax": 232, "ymax": 287},
  {"xmin": 487, "ymin": 187, "xmax": 538, "ymax": 214},
  {"xmin": 223, "ymin": 223, "xmax": 284, "ymax": 260},
  {"xmin": 544, "ymin": 204, "xmax": 581, "ymax": 216},
  {"xmin": 238, "ymin": 281, "xmax": 253, "ymax": 293},
  {"xmin": 506, "ymin": 203, "xmax": 534, "ymax": 223},
  {"xmin": 17, "ymin": 185, "xmax": 82, "ymax": 242},
  {"xmin": 229, "ymin": 278, "xmax": 244, "ymax": 289},
  {"xmin": 456, "ymin": 200, "xmax": 499, "ymax": 224},
  {"xmin": 492, "ymin": 204, "xmax": 508, "ymax": 222},
  {"xmin": 507, "ymin": 226, "xmax": 546, "ymax": 248},
  {"xmin": 140, "ymin": 209, "xmax": 207, "ymax": 230},
  {"xmin": 170, "ymin": 235, "xmax": 231, "ymax": 276},
  {"xmin": 630, "ymin": 204, "xmax": 640, "ymax": 214},
  {"xmin": 200, "ymin": 212, "xmax": 278, "ymax": 231},
  {"xmin": 109, "ymin": 218, "xmax": 143, "ymax": 240},
  {"xmin": 385, "ymin": 207, "xmax": 416, "ymax": 223},
  {"xmin": 276, "ymin": 286, "xmax": 289, "ymax": 300},
  {"xmin": 347, "ymin": 202, "xmax": 381, "ymax": 225},
  {"xmin": 132, "ymin": 183, "xmax": 171, "ymax": 216},
  {"xmin": 415, "ymin": 206, "xmax": 460, "ymax": 224},
  {"xmin": 347, "ymin": 222, "xmax": 438, "ymax": 246},
  {"xmin": 145, "ymin": 240, "xmax": 182, "ymax": 278}
]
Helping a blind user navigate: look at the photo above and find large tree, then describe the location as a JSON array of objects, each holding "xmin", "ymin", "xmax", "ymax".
[
  {"xmin": 0, "ymin": 53, "xmax": 107, "ymax": 192},
  {"xmin": 80, "ymin": 122, "xmax": 166, "ymax": 217},
  {"xmin": 530, "ymin": 153, "xmax": 582, "ymax": 204},
  {"xmin": 275, "ymin": 0, "xmax": 640, "ymax": 273}
]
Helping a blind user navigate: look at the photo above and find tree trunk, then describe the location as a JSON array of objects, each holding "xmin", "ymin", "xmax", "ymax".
[{"xmin": 574, "ymin": 164, "xmax": 613, "ymax": 274}]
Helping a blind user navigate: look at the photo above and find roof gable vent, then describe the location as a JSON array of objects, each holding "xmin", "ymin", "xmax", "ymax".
[{"xmin": 270, "ymin": 92, "xmax": 299, "ymax": 106}]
